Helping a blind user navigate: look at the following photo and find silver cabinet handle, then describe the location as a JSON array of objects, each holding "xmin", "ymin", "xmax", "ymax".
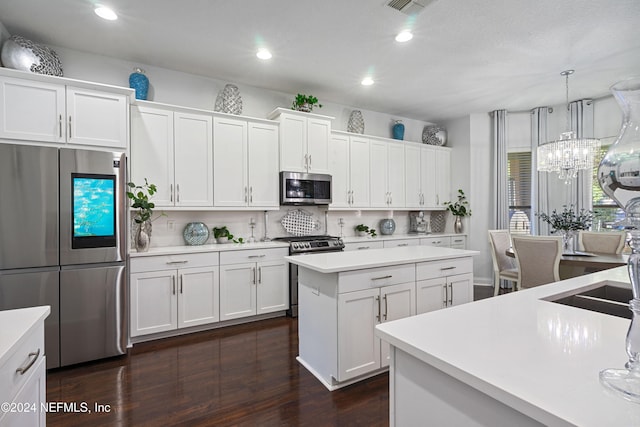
[
  {"xmin": 176, "ymin": 184, "xmax": 180, "ymax": 203},
  {"xmin": 376, "ymin": 295, "xmax": 381, "ymax": 322},
  {"xmin": 68, "ymin": 116, "xmax": 72, "ymax": 138},
  {"xmin": 249, "ymin": 186, "xmax": 253, "ymax": 203},
  {"xmin": 170, "ymin": 184, "xmax": 174, "ymax": 202},
  {"xmin": 304, "ymin": 154, "xmax": 308, "ymax": 169},
  {"xmin": 448, "ymin": 283, "xmax": 453, "ymax": 306},
  {"xmin": 166, "ymin": 260, "xmax": 188, "ymax": 265},
  {"xmin": 248, "ymin": 254, "xmax": 266, "ymax": 259},
  {"xmin": 180, "ymin": 275, "xmax": 183, "ymax": 294},
  {"xmin": 440, "ymin": 266, "xmax": 456, "ymax": 271},
  {"xmin": 443, "ymin": 284, "xmax": 448, "ymax": 307},
  {"xmin": 172, "ymin": 275, "xmax": 176, "ymax": 295},
  {"xmin": 16, "ymin": 348, "xmax": 40, "ymax": 375},
  {"xmin": 258, "ymin": 266, "xmax": 262, "ymax": 284},
  {"xmin": 398, "ymin": 243, "xmax": 409, "ymax": 247},
  {"xmin": 59, "ymin": 114, "xmax": 63, "ymax": 138},
  {"xmin": 383, "ymin": 295, "xmax": 388, "ymax": 320},
  {"xmin": 252, "ymin": 267, "xmax": 256, "ymax": 285},
  {"xmin": 244, "ymin": 186, "xmax": 248, "ymax": 203},
  {"xmin": 371, "ymin": 275, "xmax": 392, "ymax": 281},
  {"xmin": 308, "ymin": 155, "xmax": 312, "ymax": 170},
  {"xmin": 389, "ymin": 192, "xmax": 392, "ymax": 205},
  {"xmin": 357, "ymin": 246, "xmax": 370, "ymax": 250}
]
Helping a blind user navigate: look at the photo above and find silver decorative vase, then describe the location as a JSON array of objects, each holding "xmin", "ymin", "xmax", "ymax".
[
  {"xmin": 454, "ymin": 216, "xmax": 463, "ymax": 233},
  {"xmin": 214, "ymin": 84, "xmax": 243, "ymax": 115},
  {"xmin": 134, "ymin": 220, "xmax": 152, "ymax": 252},
  {"xmin": 598, "ymin": 76, "xmax": 640, "ymax": 402},
  {"xmin": 348, "ymin": 110, "xmax": 365, "ymax": 134}
]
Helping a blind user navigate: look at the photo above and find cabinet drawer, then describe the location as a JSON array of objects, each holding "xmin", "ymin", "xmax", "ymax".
[
  {"xmin": 417, "ymin": 257, "xmax": 473, "ymax": 280},
  {"xmin": 450, "ymin": 236, "xmax": 466, "ymax": 249},
  {"xmin": 339, "ymin": 264, "xmax": 415, "ymax": 293},
  {"xmin": 343, "ymin": 241, "xmax": 384, "ymax": 251},
  {"xmin": 220, "ymin": 248, "xmax": 288, "ymax": 265},
  {"xmin": 420, "ymin": 236, "xmax": 451, "ymax": 247},
  {"xmin": 383, "ymin": 239, "xmax": 420, "ymax": 248},
  {"xmin": 130, "ymin": 251, "xmax": 219, "ymax": 273},
  {"xmin": 0, "ymin": 322, "xmax": 45, "ymax": 407}
]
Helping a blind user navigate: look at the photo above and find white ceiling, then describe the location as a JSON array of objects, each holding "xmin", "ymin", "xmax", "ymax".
[{"xmin": 1, "ymin": 0, "xmax": 639, "ymax": 122}]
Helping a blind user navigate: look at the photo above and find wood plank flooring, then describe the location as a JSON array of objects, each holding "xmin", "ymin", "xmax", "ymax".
[{"xmin": 46, "ymin": 317, "xmax": 389, "ymax": 427}]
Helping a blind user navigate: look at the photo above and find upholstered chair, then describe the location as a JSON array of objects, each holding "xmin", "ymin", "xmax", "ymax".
[
  {"xmin": 488, "ymin": 230, "xmax": 519, "ymax": 296},
  {"xmin": 578, "ymin": 230, "xmax": 626, "ymax": 254},
  {"xmin": 512, "ymin": 235, "xmax": 562, "ymax": 289}
]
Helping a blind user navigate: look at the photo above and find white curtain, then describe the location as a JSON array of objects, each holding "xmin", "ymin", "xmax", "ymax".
[
  {"xmin": 491, "ymin": 110, "xmax": 509, "ymax": 229},
  {"xmin": 569, "ymin": 100, "xmax": 595, "ymax": 214},
  {"xmin": 531, "ymin": 107, "xmax": 551, "ymax": 236}
]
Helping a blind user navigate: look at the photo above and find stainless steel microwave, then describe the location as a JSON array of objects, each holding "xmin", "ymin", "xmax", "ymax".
[{"xmin": 280, "ymin": 171, "xmax": 332, "ymax": 205}]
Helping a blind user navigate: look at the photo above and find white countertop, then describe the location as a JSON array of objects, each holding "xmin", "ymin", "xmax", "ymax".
[
  {"xmin": 129, "ymin": 241, "xmax": 289, "ymax": 257},
  {"xmin": 285, "ymin": 245, "xmax": 479, "ymax": 273},
  {"xmin": 341, "ymin": 232, "xmax": 465, "ymax": 244},
  {"xmin": 0, "ymin": 306, "xmax": 50, "ymax": 367},
  {"xmin": 375, "ymin": 267, "xmax": 640, "ymax": 426}
]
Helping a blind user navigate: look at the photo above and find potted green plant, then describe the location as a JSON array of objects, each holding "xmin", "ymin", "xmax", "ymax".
[
  {"xmin": 212, "ymin": 226, "xmax": 244, "ymax": 244},
  {"xmin": 127, "ymin": 179, "xmax": 164, "ymax": 252},
  {"xmin": 538, "ymin": 205, "xmax": 593, "ymax": 252},
  {"xmin": 355, "ymin": 224, "xmax": 377, "ymax": 238},
  {"xmin": 444, "ymin": 189, "xmax": 472, "ymax": 233},
  {"xmin": 292, "ymin": 94, "xmax": 322, "ymax": 112}
]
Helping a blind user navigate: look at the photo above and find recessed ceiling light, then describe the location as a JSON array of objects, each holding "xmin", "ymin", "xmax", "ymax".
[
  {"xmin": 95, "ymin": 6, "xmax": 118, "ymax": 21},
  {"xmin": 256, "ymin": 48, "xmax": 272, "ymax": 60},
  {"xmin": 361, "ymin": 77, "xmax": 374, "ymax": 86},
  {"xmin": 395, "ymin": 30, "xmax": 413, "ymax": 42}
]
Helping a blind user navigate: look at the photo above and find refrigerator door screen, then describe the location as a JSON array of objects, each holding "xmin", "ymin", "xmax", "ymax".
[{"xmin": 71, "ymin": 173, "xmax": 117, "ymax": 249}]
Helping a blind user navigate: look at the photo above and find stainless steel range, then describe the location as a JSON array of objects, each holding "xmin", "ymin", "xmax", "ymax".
[{"xmin": 274, "ymin": 235, "xmax": 344, "ymax": 316}]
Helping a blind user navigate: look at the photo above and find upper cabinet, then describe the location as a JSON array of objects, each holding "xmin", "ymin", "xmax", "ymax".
[
  {"xmin": 268, "ymin": 108, "xmax": 333, "ymax": 174},
  {"xmin": 0, "ymin": 74, "xmax": 129, "ymax": 149},
  {"xmin": 329, "ymin": 133, "xmax": 370, "ymax": 208},
  {"xmin": 369, "ymin": 138, "xmax": 405, "ymax": 209},
  {"xmin": 405, "ymin": 144, "xmax": 451, "ymax": 210},
  {"xmin": 213, "ymin": 116, "xmax": 279, "ymax": 208},
  {"xmin": 131, "ymin": 104, "xmax": 213, "ymax": 207}
]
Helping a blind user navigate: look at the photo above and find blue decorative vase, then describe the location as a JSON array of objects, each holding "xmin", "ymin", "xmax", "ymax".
[
  {"xmin": 392, "ymin": 120, "xmax": 405, "ymax": 140},
  {"xmin": 129, "ymin": 68, "xmax": 149, "ymax": 100}
]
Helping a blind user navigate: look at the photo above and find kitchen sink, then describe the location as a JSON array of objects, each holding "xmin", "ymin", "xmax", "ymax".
[{"xmin": 546, "ymin": 281, "xmax": 633, "ymax": 319}]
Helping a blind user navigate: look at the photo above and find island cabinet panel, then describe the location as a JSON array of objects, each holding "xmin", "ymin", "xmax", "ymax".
[{"xmin": 416, "ymin": 258, "xmax": 473, "ymax": 313}]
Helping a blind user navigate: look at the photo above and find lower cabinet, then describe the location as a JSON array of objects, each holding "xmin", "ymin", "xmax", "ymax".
[
  {"xmin": 219, "ymin": 248, "xmax": 288, "ymax": 321},
  {"xmin": 343, "ymin": 241, "xmax": 384, "ymax": 251},
  {"xmin": 130, "ymin": 253, "xmax": 220, "ymax": 337},
  {"xmin": 416, "ymin": 258, "xmax": 473, "ymax": 314}
]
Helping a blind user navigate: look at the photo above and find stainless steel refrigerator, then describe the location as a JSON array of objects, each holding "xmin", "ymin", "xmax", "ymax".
[{"xmin": 0, "ymin": 144, "xmax": 127, "ymax": 368}]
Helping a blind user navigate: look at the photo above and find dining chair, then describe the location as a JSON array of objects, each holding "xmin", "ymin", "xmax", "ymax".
[
  {"xmin": 511, "ymin": 235, "xmax": 562, "ymax": 289},
  {"xmin": 488, "ymin": 230, "xmax": 519, "ymax": 296},
  {"xmin": 578, "ymin": 230, "xmax": 626, "ymax": 254}
]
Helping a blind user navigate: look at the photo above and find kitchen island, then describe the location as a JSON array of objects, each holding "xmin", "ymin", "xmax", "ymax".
[
  {"xmin": 375, "ymin": 267, "xmax": 639, "ymax": 426},
  {"xmin": 285, "ymin": 245, "xmax": 479, "ymax": 390}
]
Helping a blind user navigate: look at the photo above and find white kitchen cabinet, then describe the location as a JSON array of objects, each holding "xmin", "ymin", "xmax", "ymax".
[
  {"xmin": 213, "ymin": 117, "xmax": 279, "ymax": 208},
  {"xmin": 129, "ymin": 253, "xmax": 219, "ymax": 337},
  {"xmin": 131, "ymin": 104, "xmax": 213, "ymax": 207},
  {"xmin": 404, "ymin": 144, "xmax": 451, "ymax": 209},
  {"xmin": 343, "ymin": 241, "xmax": 384, "ymax": 251},
  {"xmin": 219, "ymin": 248, "xmax": 288, "ymax": 321},
  {"xmin": 369, "ymin": 139, "xmax": 405, "ymax": 208},
  {"xmin": 329, "ymin": 133, "xmax": 370, "ymax": 208},
  {"xmin": 268, "ymin": 108, "xmax": 332, "ymax": 173},
  {"xmin": 435, "ymin": 148, "xmax": 451, "ymax": 207},
  {"xmin": 0, "ymin": 76, "xmax": 128, "ymax": 148},
  {"xmin": 416, "ymin": 258, "xmax": 473, "ymax": 314},
  {"xmin": 420, "ymin": 236, "xmax": 451, "ymax": 247},
  {"xmin": 450, "ymin": 235, "xmax": 467, "ymax": 249},
  {"xmin": 383, "ymin": 239, "xmax": 420, "ymax": 248}
]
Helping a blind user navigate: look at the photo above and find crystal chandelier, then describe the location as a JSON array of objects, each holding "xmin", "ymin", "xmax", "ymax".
[{"xmin": 537, "ymin": 70, "xmax": 601, "ymax": 184}]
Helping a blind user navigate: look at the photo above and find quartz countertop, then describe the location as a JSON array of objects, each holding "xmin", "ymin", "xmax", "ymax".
[
  {"xmin": 375, "ymin": 267, "xmax": 640, "ymax": 426},
  {"xmin": 129, "ymin": 241, "xmax": 289, "ymax": 258},
  {"xmin": 285, "ymin": 245, "xmax": 479, "ymax": 273},
  {"xmin": 0, "ymin": 306, "xmax": 50, "ymax": 367}
]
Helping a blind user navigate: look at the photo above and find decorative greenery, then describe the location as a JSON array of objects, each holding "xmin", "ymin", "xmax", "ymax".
[
  {"xmin": 292, "ymin": 94, "xmax": 322, "ymax": 111},
  {"xmin": 444, "ymin": 189, "xmax": 472, "ymax": 217},
  {"xmin": 212, "ymin": 226, "xmax": 244, "ymax": 243},
  {"xmin": 355, "ymin": 224, "xmax": 377, "ymax": 238},
  {"xmin": 538, "ymin": 205, "xmax": 594, "ymax": 232},
  {"xmin": 127, "ymin": 179, "xmax": 163, "ymax": 224}
]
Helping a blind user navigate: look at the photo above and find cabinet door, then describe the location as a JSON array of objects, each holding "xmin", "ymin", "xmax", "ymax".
[
  {"xmin": 435, "ymin": 148, "xmax": 451, "ymax": 206},
  {"xmin": 387, "ymin": 142, "xmax": 406, "ymax": 208},
  {"xmin": 416, "ymin": 277, "xmax": 446, "ymax": 315},
  {"xmin": 420, "ymin": 236, "xmax": 451, "ymax": 247},
  {"xmin": 279, "ymin": 113, "xmax": 306, "ymax": 172},
  {"xmin": 130, "ymin": 106, "xmax": 174, "ymax": 206},
  {"xmin": 329, "ymin": 134, "xmax": 351, "ymax": 208},
  {"xmin": 337, "ymin": 288, "xmax": 381, "ymax": 381},
  {"xmin": 219, "ymin": 263, "xmax": 256, "ymax": 321},
  {"xmin": 178, "ymin": 266, "xmax": 219, "ymax": 328},
  {"xmin": 349, "ymin": 136, "xmax": 370, "ymax": 207},
  {"xmin": 369, "ymin": 139, "xmax": 388, "ymax": 208},
  {"xmin": 256, "ymin": 260, "xmax": 288, "ymax": 314},
  {"xmin": 421, "ymin": 146, "xmax": 438, "ymax": 208},
  {"xmin": 248, "ymin": 122, "xmax": 279, "ymax": 207},
  {"xmin": 343, "ymin": 241, "xmax": 385, "ymax": 251},
  {"xmin": 448, "ymin": 272, "xmax": 473, "ymax": 307},
  {"xmin": 404, "ymin": 145, "xmax": 422, "ymax": 208},
  {"xmin": 2, "ymin": 357, "xmax": 46, "ymax": 427},
  {"xmin": 0, "ymin": 77, "xmax": 65, "ymax": 143},
  {"xmin": 66, "ymin": 87, "xmax": 127, "ymax": 148},
  {"xmin": 130, "ymin": 270, "xmax": 177, "ymax": 336},
  {"xmin": 450, "ymin": 236, "xmax": 467, "ymax": 249},
  {"xmin": 174, "ymin": 112, "xmax": 213, "ymax": 206},
  {"xmin": 306, "ymin": 117, "xmax": 330, "ymax": 173},
  {"xmin": 380, "ymin": 282, "xmax": 415, "ymax": 367},
  {"xmin": 214, "ymin": 117, "xmax": 247, "ymax": 206}
]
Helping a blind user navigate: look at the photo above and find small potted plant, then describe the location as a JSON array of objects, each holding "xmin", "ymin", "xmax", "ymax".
[
  {"xmin": 355, "ymin": 224, "xmax": 377, "ymax": 238},
  {"xmin": 292, "ymin": 94, "xmax": 322, "ymax": 112},
  {"xmin": 127, "ymin": 179, "xmax": 164, "ymax": 252},
  {"xmin": 444, "ymin": 189, "xmax": 472, "ymax": 233},
  {"xmin": 538, "ymin": 205, "xmax": 593, "ymax": 252},
  {"xmin": 213, "ymin": 226, "xmax": 244, "ymax": 244}
]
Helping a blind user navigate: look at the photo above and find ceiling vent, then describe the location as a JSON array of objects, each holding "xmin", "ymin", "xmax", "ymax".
[{"xmin": 386, "ymin": 0, "xmax": 435, "ymax": 15}]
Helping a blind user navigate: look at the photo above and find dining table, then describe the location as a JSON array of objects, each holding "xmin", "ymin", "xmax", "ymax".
[{"xmin": 505, "ymin": 248, "xmax": 628, "ymax": 279}]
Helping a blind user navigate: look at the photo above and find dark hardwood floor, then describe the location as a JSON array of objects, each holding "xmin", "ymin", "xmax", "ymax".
[{"xmin": 46, "ymin": 317, "xmax": 389, "ymax": 427}]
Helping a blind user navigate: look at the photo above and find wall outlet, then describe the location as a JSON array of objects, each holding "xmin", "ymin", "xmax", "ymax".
[{"xmin": 167, "ymin": 220, "xmax": 175, "ymax": 231}]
